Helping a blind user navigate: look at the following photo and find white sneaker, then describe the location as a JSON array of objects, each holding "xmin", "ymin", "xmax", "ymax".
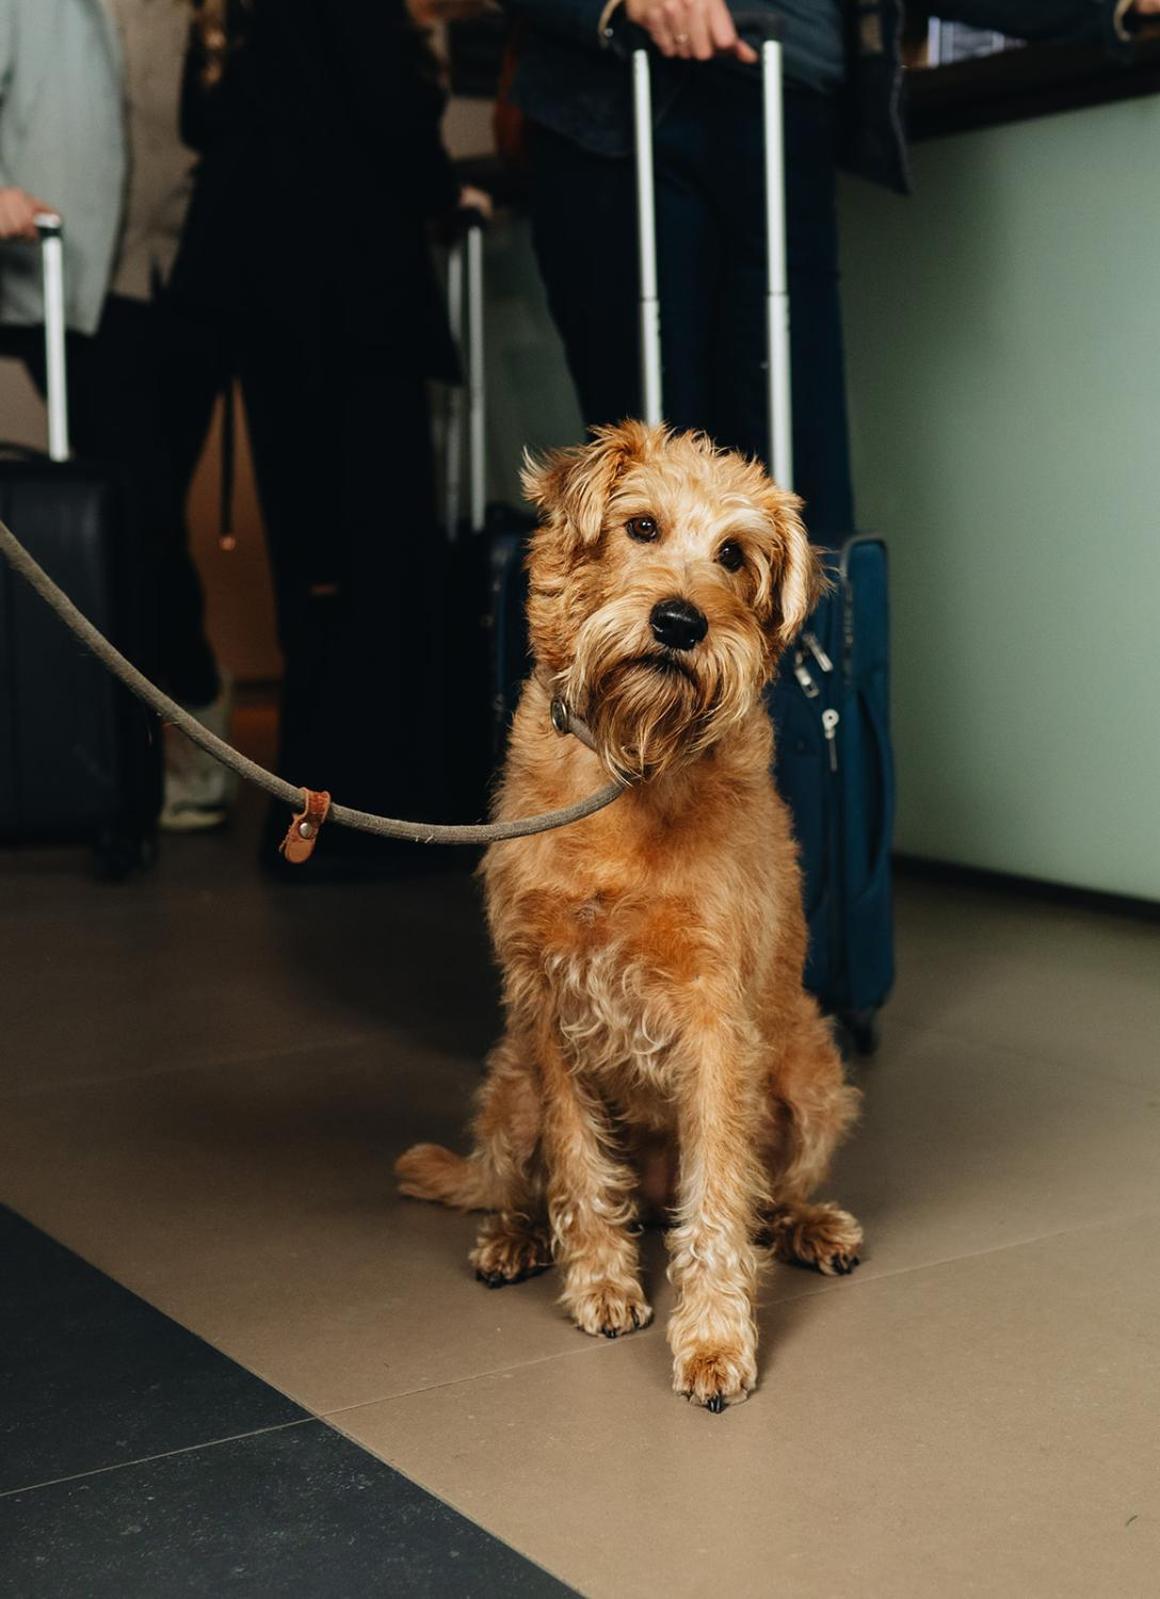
[{"xmin": 160, "ymin": 675, "xmax": 238, "ymax": 833}]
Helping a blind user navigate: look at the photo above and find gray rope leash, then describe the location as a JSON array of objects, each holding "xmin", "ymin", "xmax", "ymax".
[{"xmin": 0, "ymin": 517, "xmax": 625, "ymax": 850}]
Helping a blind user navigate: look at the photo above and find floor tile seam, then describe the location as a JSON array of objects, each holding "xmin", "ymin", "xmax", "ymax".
[
  {"xmin": 0, "ymin": 1415, "xmax": 316, "ymax": 1502},
  {"xmin": 0, "ymin": 1022, "xmax": 448, "ymax": 1102},
  {"xmin": 312, "ymin": 1335, "xmax": 629, "ymax": 1419},
  {"xmin": 760, "ymin": 1203, "xmax": 1160, "ymax": 1308},
  {"xmin": 882, "ymin": 1013, "xmax": 1158, "ymax": 1092}
]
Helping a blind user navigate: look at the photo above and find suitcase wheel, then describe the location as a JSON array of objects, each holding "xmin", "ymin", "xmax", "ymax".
[{"xmin": 841, "ymin": 1009, "xmax": 881, "ymax": 1059}]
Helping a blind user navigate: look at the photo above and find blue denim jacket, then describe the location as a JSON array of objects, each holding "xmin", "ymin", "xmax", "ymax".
[{"xmin": 503, "ymin": 0, "xmax": 1130, "ymax": 193}]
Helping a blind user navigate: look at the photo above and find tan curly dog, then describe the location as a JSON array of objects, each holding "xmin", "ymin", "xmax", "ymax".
[{"xmin": 397, "ymin": 422, "xmax": 862, "ymax": 1411}]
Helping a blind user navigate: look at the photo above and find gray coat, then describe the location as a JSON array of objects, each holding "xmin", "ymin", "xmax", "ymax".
[{"xmin": 0, "ymin": 0, "xmax": 125, "ymax": 333}]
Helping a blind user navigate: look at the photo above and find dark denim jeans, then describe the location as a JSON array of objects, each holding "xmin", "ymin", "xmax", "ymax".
[{"xmin": 529, "ymin": 72, "xmax": 854, "ymax": 541}]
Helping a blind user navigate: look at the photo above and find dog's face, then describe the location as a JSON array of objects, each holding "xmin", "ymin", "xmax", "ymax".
[{"xmin": 523, "ymin": 422, "xmax": 823, "ymax": 782}]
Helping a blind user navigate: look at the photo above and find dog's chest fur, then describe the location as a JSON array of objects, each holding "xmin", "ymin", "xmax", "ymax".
[
  {"xmin": 539, "ymin": 887, "xmax": 694, "ymax": 1089},
  {"xmin": 489, "ymin": 787, "xmax": 758, "ymax": 1100}
]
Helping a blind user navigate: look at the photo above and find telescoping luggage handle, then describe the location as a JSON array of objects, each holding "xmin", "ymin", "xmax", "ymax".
[
  {"xmin": 444, "ymin": 207, "xmax": 488, "ymax": 541},
  {"xmin": 631, "ymin": 18, "xmax": 791, "ymax": 489},
  {"xmin": 34, "ymin": 213, "xmax": 70, "ymax": 463}
]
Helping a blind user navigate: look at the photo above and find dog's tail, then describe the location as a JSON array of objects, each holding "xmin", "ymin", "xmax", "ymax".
[{"xmin": 395, "ymin": 1143, "xmax": 500, "ymax": 1211}]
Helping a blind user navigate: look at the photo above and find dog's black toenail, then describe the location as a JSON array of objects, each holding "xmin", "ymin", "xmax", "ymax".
[
  {"xmin": 603, "ymin": 1327, "xmax": 619, "ymax": 1339},
  {"xmin": 706, "ymin": 1394, "xmax": 726, "ymax": 1413}
]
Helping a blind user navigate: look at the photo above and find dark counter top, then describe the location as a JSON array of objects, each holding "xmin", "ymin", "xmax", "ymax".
[{"xmin": 906, "ymin": 36, "xmax": 1160, "ymax": 140}]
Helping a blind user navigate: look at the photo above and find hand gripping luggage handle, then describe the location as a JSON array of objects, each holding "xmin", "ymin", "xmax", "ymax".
[
  {"xmin": 34, "ymin": 214, "xmax": 70, "ymax": 463},
  {"xmin": 631, "ymin": 36, "xmax": 790, "ymax": 487},
  {"xmin": 445, "ymin": 208, "xmax": 487, "ymax": 540}
]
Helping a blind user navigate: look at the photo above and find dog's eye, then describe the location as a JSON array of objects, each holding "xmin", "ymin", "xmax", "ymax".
[
  {"xmin": 626, "ymin": 515, "xmax": 659, "ymax": 543},
  {"xmin": 717, "ymin": 541, "xmax": 745, "ymax": 573}
]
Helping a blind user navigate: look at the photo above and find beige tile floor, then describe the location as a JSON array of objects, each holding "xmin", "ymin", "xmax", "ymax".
[{"xmin": 2, "ymin": 799, "xmax": 1158, "ymax": 1597}]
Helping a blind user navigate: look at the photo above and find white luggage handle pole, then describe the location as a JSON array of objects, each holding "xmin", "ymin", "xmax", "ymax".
[
  {"xmin": 632, "ymin": 50, "xmax": 663, "ymax": 427},
  {"xmin": 761, "ymin": 39, "xmax": 792, "ymax": 491},
  {"xmin": 35, "ymin": 214, "xmax": 70, "ymax": 463},
  {"xmin": 445, "ymin": 241, "xmax": 464, "ymax": 541},
  {"xmin": 466, "ymin": 222, "xmax": 486, "ymax": 534},
  {"xmin": 445, "ymin": 218, "xmax": 487, "ymax": 541}
]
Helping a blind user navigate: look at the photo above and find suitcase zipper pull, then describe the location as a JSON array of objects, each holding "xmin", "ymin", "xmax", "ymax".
[
  {"xmin": 803, "ymin": 630, "xmax": 833, "ymax": 674},
  {"xmin": 793, "ymin": 649, "xmax": 820, "ymax": 700},
  {"xmin": 822, "ymin": 707, "xmax": 840, "ymax": 772}
]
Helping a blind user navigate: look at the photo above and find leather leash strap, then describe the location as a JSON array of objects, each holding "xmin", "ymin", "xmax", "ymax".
[
  {"xmin": 0, "ymin": 517, "xmax": 625, "ymax": 853},
  {"xmin": 280, "ymin": 789, "xmax": 331, "ymax": 863}
]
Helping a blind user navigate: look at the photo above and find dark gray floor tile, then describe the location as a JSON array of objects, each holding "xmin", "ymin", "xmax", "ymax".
[
  {"xmin": 0, "ymin": 1421, "xmax": 575, "ymax": 1598},
  {"xmin": 0, "ymin": 1207, "xmax": 304, "ymax": 1494}
]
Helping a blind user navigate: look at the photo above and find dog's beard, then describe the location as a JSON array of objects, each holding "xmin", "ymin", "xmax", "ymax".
[{"xmin": 564, "ymin": 602, "xmax": 761, "ymax": 784}]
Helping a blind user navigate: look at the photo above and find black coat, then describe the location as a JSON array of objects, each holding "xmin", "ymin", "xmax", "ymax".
[{"xmin": 172, "ymin": 0, "xmax": 460, "ymax": 378}]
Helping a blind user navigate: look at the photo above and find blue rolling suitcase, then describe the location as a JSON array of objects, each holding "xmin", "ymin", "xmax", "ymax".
[
  {"xmin": 768, "ymin": 539, "xmax": 894, "ymax": 1050},
  {"xmin": 632, "ymin": 38, "xmax": 895, "ymax": 1048}
]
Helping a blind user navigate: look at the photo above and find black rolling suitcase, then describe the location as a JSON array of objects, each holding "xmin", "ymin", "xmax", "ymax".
[
  {"xmin": 442, "ymin": 211, "xmax": 535, "ymax": 813},
  {"xmin": 0, "ymin": 217, "xmax": 160, "ymax": 876},
  {"xmin": 631, "ymin": 34, "xmax": 894, "ymax": 1048}
]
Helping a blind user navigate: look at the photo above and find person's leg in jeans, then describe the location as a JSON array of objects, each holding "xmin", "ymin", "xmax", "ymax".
[
  {"xmin": 529, "ymin": 112, "xmax": 724, "ymax": 440},
  {"xmin": 528, "ymin": 122, "xmax": 640, "ymax": 428},
  {"xmin": 700, "ymin": 76, "xmax": 854, "ymax": 540},
  {"xmin": 652, "ymin": 90, "xmax": 726, "ymax": 438}
]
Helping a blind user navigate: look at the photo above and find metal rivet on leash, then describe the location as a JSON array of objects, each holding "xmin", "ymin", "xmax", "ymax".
[
  {"xmin": 0, "ymin": 517, "xmax": 626, "ymax": 858},
  {"xmin": 281, "ymin": 790, "xmax": 331, "ymax": 864},
  {"xmin": 550, "ymin": 697, "xmax": 571, "ymax": 736}
]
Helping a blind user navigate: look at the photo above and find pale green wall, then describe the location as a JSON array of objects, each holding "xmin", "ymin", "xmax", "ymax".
[{"xmin": 838, "ymin": 94, "xmax": 1160, "ymax": 900}]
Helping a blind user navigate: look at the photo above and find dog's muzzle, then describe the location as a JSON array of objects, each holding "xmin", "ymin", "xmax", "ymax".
[{"xmin": 650, "ymin": 598, "xmax": 707, "ymax": 652}]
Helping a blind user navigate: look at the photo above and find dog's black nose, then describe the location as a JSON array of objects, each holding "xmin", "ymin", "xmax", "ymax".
[{"xmin": 650, "ymin": 598, "xmax": 708, "ymax": 652}]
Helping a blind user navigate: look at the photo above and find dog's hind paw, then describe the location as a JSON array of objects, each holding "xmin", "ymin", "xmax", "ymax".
[
  {"xmin": 764, "ymin": 1201, "xmax": 863, "ymax": 1277},
  {"xmin": 568, "ymin": 1282, "xmax": 653, "ymax": 1340},
  {"xmin": 471, "ymin": 1221, "xmax": 553, "ymax": 1288}
]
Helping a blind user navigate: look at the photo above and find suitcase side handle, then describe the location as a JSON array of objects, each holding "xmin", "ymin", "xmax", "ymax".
[{"xmin": 34, "ymin": 213, "xmax": 70, "ymax": 464}]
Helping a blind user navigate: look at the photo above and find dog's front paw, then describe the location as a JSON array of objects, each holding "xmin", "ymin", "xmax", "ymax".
[
  {"xmin": 672, "ymin": 1341, "xmax": 757, "ymax": 1412},
  {"xmin": 471, "ymin": 1219, "xmax": 553, "ymax": 1288},
  {"xmin": 567, "ymin": 1281, "xmax": 653, "ymax": 1340}
]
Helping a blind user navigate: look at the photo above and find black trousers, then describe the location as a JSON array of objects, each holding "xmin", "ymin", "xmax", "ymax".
[
  {"xmin": 161, "ymin": 300, "xmax": 449, "ymax": 823},
  {"xmin": 529, "ymin": 75, "xmax": 855, "ymax": 541},
  {"xmin": 1, "ymin": 294, "xmax": 220, "ymax": 706}
]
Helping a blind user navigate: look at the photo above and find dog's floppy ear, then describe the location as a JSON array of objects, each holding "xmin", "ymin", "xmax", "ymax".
[
  {"xmin": 765, "ymin": 488, "xmax": 827, "ymax": 649},
  {"xmin": 522, "ymin": 422, "xmax": 649, "ymax": 548}
]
